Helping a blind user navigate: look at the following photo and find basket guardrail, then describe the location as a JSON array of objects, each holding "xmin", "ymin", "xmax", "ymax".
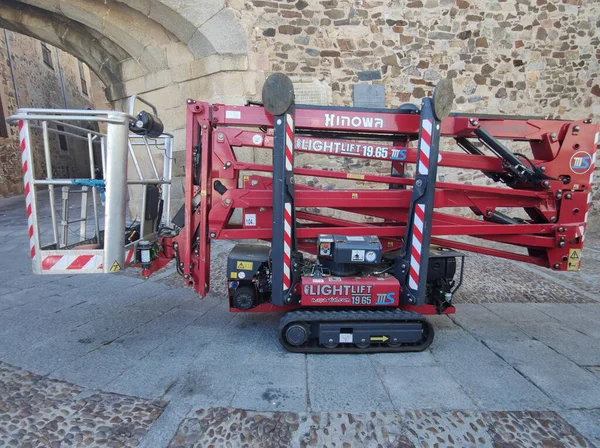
[{"xmin": 7, "ymin": 101, "xmax": 173, "ymax": 274}]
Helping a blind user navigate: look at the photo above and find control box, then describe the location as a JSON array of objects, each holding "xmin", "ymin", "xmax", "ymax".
[{"xmin": 317, "ymin": 235, "xmax": 382, "ymax": 264}]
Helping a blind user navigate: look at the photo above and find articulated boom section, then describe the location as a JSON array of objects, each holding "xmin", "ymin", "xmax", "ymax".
[{"xmin": 160, "ymin": 74, "xmax": 596, "ymax": 353}]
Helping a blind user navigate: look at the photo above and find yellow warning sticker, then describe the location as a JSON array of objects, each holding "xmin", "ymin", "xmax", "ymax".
[
  {"xmin": 347, "ymin": 173, "xmax": 365, "ymax": 180},
  {"xmin": 110, "ymin": 261, "xmax": 121, "ymax": 272},
  {"xmin": 230, "ymin": 272, "xmax": 238, "ymax": 278},
  {"xmin": 567, "ymin": 249, "xmax": 581, "ymax": 271},
  {"xmin": 352, "ymin": 193, "xmax": 359, "ymax": 199},
  {"xmin": 236, "ymin": 261, "xmax": 253, "ymax": 270}
]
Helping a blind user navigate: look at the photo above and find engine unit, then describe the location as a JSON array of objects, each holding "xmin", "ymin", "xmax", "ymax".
[{"xmin": 317, "ymin": 234, "xmax": 382, "ymax": 264}]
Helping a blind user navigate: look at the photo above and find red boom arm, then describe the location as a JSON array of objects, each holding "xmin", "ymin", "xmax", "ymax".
[{"xmin": 165, "ymin": 102, "xmax": 597, "ymax": 298}]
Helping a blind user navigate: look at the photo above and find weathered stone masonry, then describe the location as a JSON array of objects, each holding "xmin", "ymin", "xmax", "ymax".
[
  {"xmin": 244, "ymin": 0, "xmax": 599, "ymax": 117},
  {"xmin": 238, "ymin": 0, "xmax": 600, "ymax": 226},
  {"xmin": 0, "ymin": 31, "xmax": 96, "ymax": 197}
]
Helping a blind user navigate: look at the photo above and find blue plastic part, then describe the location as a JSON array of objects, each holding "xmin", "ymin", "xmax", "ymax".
[{"xmin": 71, "ymin": 179, "xmax": 106, "ymax": 201}]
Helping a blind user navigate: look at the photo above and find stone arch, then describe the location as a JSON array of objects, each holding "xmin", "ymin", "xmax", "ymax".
[
  {"xmin": 0, "ymin": 0, "xmax": 254, "ymax": 211},
  {"xmin": 0, "ymin": 0, "xmax": 248, "ymax": 102},
  {"xmin": 0, "ymin": 0, "xmax": 127, "ymax": 87}
]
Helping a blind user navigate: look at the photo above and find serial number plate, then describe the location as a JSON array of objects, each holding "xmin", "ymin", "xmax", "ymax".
[{"xmin": 339, "ymin": 333, "xmax": 353, "ymax": 343}]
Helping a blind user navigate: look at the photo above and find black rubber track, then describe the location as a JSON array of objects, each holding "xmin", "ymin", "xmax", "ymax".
[{"xmin": 279, "ymin": 309, "xmax": 434, "ymax": 354}]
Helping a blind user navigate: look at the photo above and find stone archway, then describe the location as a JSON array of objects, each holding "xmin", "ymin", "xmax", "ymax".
[
  {"xmin": 0, "ymin": 0, "xmax": 254, "ymax": 208},
  {"xmin": 0, "ymin": 0, "xmax": 250, "ymax": 113}
]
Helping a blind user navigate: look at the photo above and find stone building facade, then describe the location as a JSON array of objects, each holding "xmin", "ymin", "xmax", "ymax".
[
  {"xmin": 0, "ymin": 30, "xmax": 96, "ymax": 197},
  {"xmin": 0, "ymin": 0, "xmax": 598, "ymax": 227},
  {"xmin": 242, "ymin": 0, "xmax": 600, "ymax": 227}
]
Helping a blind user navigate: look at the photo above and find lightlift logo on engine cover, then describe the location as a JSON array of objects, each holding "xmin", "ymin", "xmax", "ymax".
[{"xmin": 301, "ymin": 278, "xmax": 399, "ymax": 307}]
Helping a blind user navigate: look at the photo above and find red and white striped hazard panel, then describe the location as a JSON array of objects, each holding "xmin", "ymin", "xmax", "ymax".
[
  {"xmin": 283, "ymin": 202, "xmax": 292, "ymax": 291},
  {"xmin": 581, "ymin": 152, "xmax": 596, "ymax": 242},
  {"xmin": 285, "ymin": 113, "xmax": 294, "ymax": 171},
  {"xmin": 408, "ymin": 203, "xmax": 426, "ymax": 290},
  {"xmin": 19, "ymin": 120, "xmax": 36, "ymax": 260},
  {"xmin": 282, "ymin": 113, "xmax": 294, "ymax": 291},
  {"xmin": 40, "ymin": 248, "xmax": 134, "ymax": 273},
  {"xmin": 407, "ymin": 117, "xmax": 434, "ymax": 291},
  {"xmin": 42, "ymin": 253, "xmax": 103, "ymax": 271},
  {"xmin": 418, "ymin": 119, "xmax": 433, "ymax": 175}
]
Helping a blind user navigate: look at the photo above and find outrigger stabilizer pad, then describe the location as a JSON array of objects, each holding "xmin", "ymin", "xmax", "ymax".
[
  {"xmin": 432, "ymin": 78, "xmax": 455, "ymax": 121},
  {"xmin": 262, "ymin": 73, "xmax": 295, "ymax": 116}
]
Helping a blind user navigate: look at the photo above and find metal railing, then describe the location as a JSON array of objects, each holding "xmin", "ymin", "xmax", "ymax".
[{"xmin": 7, "ymin": 101, "xmax": 173, "ymax": 274}]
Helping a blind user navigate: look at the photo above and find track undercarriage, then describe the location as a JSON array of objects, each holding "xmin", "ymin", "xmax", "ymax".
[{"xmin": 280, "ymin": 310, "xmax": 434, "ymax": 353}]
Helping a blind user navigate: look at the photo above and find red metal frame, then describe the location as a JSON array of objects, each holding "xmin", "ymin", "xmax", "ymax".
[{"xmin": 164, "ymin": 101, "xmax": 597, "ymax": 308}]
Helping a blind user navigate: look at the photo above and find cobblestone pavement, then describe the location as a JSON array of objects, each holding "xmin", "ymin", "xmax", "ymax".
[
  {"xmin": 0, "ymin": 363, "xmax": 166, "ymax": 447},
  {"xmin": 169, "ymin": 407, "xmax": 594, "ymax": 448},
  {"xmin": 1, "ymin": 196, "xmax": 599, "ymax": 447}
]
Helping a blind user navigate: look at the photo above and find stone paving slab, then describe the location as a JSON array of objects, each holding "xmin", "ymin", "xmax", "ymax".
[
  {"xmin": 485, "ymin": 339, "xmax": 600, "ymax": 410},
  {"xmin": 429, "ymin": 330, "xmax": 557, "ymax": 411},
  {"xmin": 167, "ymin": 407, "xmax": 595, "ymax": 448},
  {"xmin": 307, "ymin": 354, "xmax": 394, "ymax": 412},
  {"xmin": 532, "ymin": 303, "xmax": 600, "ymax": 339},
  {"xmin": 378, "ymin": 364, "xmax": 476, "ymax": 411},
  {"xmin": 454, "ymin": 303, "xmax": 600, "ymax": 366},
  {"xmin": 0, "ymin": 311, "xmax": 159, "ymax": 376},
  {"xmin": 231, "ymin": 360, "xmax": 307, "ymax": 412}
]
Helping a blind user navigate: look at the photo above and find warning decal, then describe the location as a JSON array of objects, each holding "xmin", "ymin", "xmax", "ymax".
[
  {"xmin": 236, "ymin": 261, "xmax": 253, "ymax": 270},
  {"xmin": 110, "ymin": 261, "xmax": 121, "ymax": 272},
  {"xmin": 567, "ymin": 249, "xmax": 581, "ymax": 271},
  {"xmin": 351, "ymin": 250, "xmax": 365, "ymax": 262},
  {"xmin": 226, "ymin": 110, "xmax": 241, "ymax": 120},
  {"xmin": 244, "ymin": 214, "xmax": 256, "ymax": 226},
  {"xmin": 347, "ymin": 173, "xmax": 365, "ymax": 180}
]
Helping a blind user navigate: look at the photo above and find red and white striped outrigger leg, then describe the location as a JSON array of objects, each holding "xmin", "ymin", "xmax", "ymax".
[{"xmin": 282, "ymin": 113, "xmax": 294, "ymax": 292}]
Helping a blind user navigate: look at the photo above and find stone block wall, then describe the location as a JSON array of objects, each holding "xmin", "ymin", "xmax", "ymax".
[
  {"xmin": 0, "ymin": 31, "xmax": 98, "ymax": 197},
  {"xmin": 0, "ymin": 138, "xmax": 20, "ymax": 197},
  {"xmin": 242, "ymin": 0, "xmax": 599, "ymax": 116},
  {"xmin": 233, "ymin": 0, "xmax": 600, "ymax": 228},
  {"xmin": 0, "ymin": 30, "xmax": 21, "ymax": 196}
]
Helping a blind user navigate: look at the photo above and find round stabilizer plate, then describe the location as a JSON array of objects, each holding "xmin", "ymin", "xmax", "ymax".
[
  {"xmin": 432, "ymin": 78, "xmax": 455, "ymax": 121},
  {"xmin": 262, "ymin": 73, "xmax": 295, "ymax": 116}
]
